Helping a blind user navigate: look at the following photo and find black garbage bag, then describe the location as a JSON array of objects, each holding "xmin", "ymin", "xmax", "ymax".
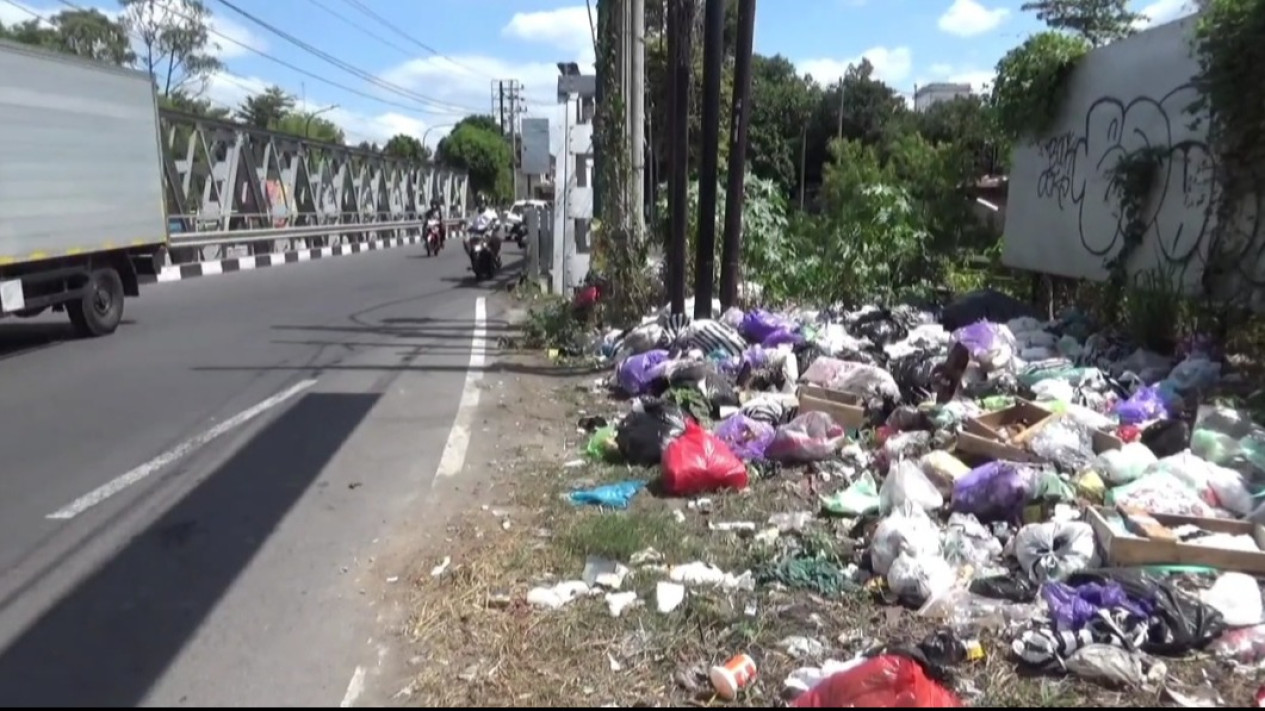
[
  {"xmin": 701, "ymin": 370, "xmax": 739, "ymax": 413},
  {"xmin": 887, "ymin": 351, "xmax": 943, "ymax": 403},
  {"xmin": 855, "ymin": 315, "xmax": 909, "ymax": 347},
  {"xmin": 615, "ymin": 399, "xmax": 688, "ymax": 466},
  {"xmin": 940, "ymin": 289, "xmax": 1041, "ymax": 332},
  {"xmin": 1140, "ymin": 419, "xmax": 1191, "ymax": 458},
  {"xmin": 792, "ymin": 341, "xmax": 827, "ymax": 374},
  {"xmin": 1065, "ymin": 567, "xmax": 1226, "ymax": 656},
  {"xmin": 969, "ymin": 574, "xmax": 1037, "ymax": 603}
]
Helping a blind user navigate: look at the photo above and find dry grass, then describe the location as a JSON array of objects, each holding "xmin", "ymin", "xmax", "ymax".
[{"xmin": 398, "ymin": 378, "xmax": 1262, "ymax": 708}]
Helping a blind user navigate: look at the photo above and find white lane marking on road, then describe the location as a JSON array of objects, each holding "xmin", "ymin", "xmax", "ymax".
[
  {"xmin": 433, "ymin": 296, "xmax": 487, "ymax": 483},
  {"xmin": 340, "ymin": 666, "xmax": 366, "ymax": 707},
  {"xmin": 45, "ymin": 379, "xmax": 319, "ymax": 520}
]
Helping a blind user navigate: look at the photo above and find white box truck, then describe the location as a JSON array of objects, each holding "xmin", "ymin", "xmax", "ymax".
[{"xmin": 0, "ymin": 40, "xmax": 169, "ymax": 337}]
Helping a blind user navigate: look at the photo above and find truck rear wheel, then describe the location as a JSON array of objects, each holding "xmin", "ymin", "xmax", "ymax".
[{"xmin": 67, "ymin": 267, "xmax": 125, "ymax": 337}]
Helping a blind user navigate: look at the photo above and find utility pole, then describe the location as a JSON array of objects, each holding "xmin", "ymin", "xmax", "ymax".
[
  {"xmin": 630, "ymin": 0, "xmax": 646, "ymax": 242},
  {"xmin": 498, "ymin": 80, "xmax": 506, "ymax": 134},
  {"xmin": 666, "ymin": 0, "xmax": 692, "ymax": 315},
  {"xmin": 719, "ymin": 0, "xmax": 756, "ymax": 309},
  {"xmin": 508, "ymin": 80, "xmax": 522, "ymax": 200},
  {"xmin": 693, "ymin": 0, "xmax": 724, "ymax": 318}
]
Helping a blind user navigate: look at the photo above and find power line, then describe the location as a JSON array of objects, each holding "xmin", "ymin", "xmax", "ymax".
[
  {"xmin": 43, "ymin": 0, "xmax": 471, "ymax": 117},
  {"xmin": 336, "ymin": 0, "xmax": 494, "ymax": 80},
  {"xmin": 299, "ymin": 0, "xmax": 415, "ymax": 58},
  {"xmin": 210, "ymin": 0, "xmax": 482, "ymax": 114}
]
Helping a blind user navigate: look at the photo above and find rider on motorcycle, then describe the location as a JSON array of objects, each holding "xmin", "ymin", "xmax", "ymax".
[
  {"xmin": 464, "ymin": 197, "xmax": 502, "ymax": 271},
  {"xmin": 423, "ymin": 198, "xmax": 446, "ymax": 246}
]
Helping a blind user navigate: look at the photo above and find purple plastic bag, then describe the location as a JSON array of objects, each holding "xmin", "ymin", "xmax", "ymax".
[
  {"xmin": 951, "ymin": 461, "xmax": 1034, "ymax": 522},
  {"xmin": 713, "ymin": 413, "xmax": 776, "ymax": 461},
  {"xmin": 742, "ymin": 345, "xmax": 770, "ymax": 369},
  {"xmin": 952, "ymin": 320, "xmax": 1000, "ymax": 359},
  {"xmin": 1115, "ymin": 384, "xmax": 1169, "ymax": 424},
  {"xmin": 1043, "ymin": 581, "xmax": 1151, "ymax": 631},
  {"xmin": 762, "ymin": 326, "xmax": 803, "ymax": 348},
  {"xmin": 616, "ymin": 349, "xmax": 669, "ymax": 396},
  {"xmin": 740, "ymin": 309, "xmax": 789, "ymax": 344}
]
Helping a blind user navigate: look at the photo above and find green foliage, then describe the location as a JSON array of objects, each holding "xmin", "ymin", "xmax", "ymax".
[
  {"xmin": 519, "ymin": 297, "xmax": 588, "ymax": 352},
  {"xmin": 382, "ymin": 134, "xmax": 431, "ymax": 163},
  {"xmin": 0, "ymin": 9, "xmax": 134, "ymax": 65},
  {"xmin": 273, "ymin": 112, "xmax": 344, "ymax": 143},
  {"xmin": 435, "ymin": 115, "xmax": 513, "ymax": 202},
  {"xmin": 1105, "ymin": 147, "xmax": 1165, "ymax": 284},
  {"xmin": 746, "ymin": 55, "xmax": 818, "ymax": 195},
  {"xmin": 1190, "ymin": 0, "xmax": 1265, "ymax": 294},
  {"xmin": 235, "ymin": 86, "xmax": 294, "ymax": 129},
  {"xmin": 121, "ymin": 0, "xmax": 222, "ymax": 97},
  {"xmin": 990, "ymin": 31, "xmax": 1090, "ymax": 140},
  {"xmin": 1020, "ymin": 0, "xmax": 1144, "ymax": 46}
]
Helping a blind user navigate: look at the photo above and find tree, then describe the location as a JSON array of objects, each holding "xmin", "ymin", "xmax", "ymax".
[
  {"xmin": 748, "ymin": 54, "xmax": 821, "ymax": 198},
  {"xmin": 235, "ymin": 86, "xmax": 294, "ymax": 129},
  {"xmin": 0, "ymin": 9, "xmax": 133, "ymax": 65},
  {"xmin": 382, "ymin": 134, "xmax": 431, "ymax": 163},
  {"xmin": 159, "ymin": 90, "xmax": 230, "ymax": 119},
  {"xmin": 121, "ymin": 0, "xmax": 222, "ymax": 97},
  {"xmin": 272, "ymin": 113, "xmax": 345, "ymax": 143},
  {"xmin": 436, "ymin": 115, "xmax": 512, "ymax": 201},
  {"xmin": 802, "ymin": 58, "xmax": 905, "ymax": 189},
  {"xmin": 1020, "ymin": 0, "xmax": 1144, "ymax": 46}
]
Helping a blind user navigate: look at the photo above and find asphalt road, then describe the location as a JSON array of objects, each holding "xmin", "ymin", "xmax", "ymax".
[{"xmin": 0, "ymin": 241, "xmax": 515, "ymax": 706}]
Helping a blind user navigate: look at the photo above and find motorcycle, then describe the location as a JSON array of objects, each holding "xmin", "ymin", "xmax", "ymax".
[
  {"xmin": 507, "ymin": 220, "xmax": 528, "ymax": 248},
  {"xmin": 470, "ymin": 234, "xmax": 497, "ymax": 281},
  {"xmin": 424, "ymin": 219, "xmax": 443, "ymax": 256}
]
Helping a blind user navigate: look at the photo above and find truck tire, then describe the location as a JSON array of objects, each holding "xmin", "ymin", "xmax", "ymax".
[{"xmin": 67, "ymin": 267, "xmax": 125, "ymax": 337}]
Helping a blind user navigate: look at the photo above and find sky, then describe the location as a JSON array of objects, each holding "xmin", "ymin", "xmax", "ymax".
[{"xmin": 0, "ymin": 0, "xmax": 1201, "ymax": 152}]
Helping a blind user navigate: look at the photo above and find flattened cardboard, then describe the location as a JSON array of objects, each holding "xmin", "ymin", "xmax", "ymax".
[{"xmin": 797, "ymin": 384, "xmax": 866, "ymax": 429}]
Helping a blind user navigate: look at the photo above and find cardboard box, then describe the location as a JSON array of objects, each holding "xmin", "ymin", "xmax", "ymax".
[
  {"xmin": 1086, "ymin": 507, "xmax": 1265, "ymax": 575},
  {"xmin": 797, "ymin": 384, "xmax": 866, "ymax": 429},
  {"xmin": 956, "ymin": 400, "xmax": 1055, "ymax": 462}
]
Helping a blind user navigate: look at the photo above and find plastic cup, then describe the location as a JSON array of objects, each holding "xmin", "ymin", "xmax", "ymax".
[{"xmin": 709, "ymin": 653, "xmax": 757, "ymax": 700}]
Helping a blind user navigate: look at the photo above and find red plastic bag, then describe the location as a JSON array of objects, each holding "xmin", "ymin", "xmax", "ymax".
[
  {"xmin": 790, "ymin": 655, "xmax": 962, "ymax": 708},
  {"xmin": 660, "ymin": 421, "xmax": 749, "ymax": 496}
]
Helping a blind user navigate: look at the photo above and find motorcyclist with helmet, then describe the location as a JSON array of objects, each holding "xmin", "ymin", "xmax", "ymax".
[
  {"xmin": 423, "ymin": 198, "xmax": 446, "ymax": 246},
  {"xmin": 463, "ymin": 196, "xmax": 502, "ymax": 272}
]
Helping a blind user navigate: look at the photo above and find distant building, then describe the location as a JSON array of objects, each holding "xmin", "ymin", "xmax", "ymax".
[{"xmin": 914, "ymin": 82, "xmax": 973, "ymax": 112}]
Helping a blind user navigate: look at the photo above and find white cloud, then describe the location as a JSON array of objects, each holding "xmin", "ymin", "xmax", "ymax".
[
  {"xmin": 937, "ymin": 0, "xmax": 1009, "ymax": 37},
  {"xmin": 1133, "ymin": 0, "xmax": 1198, "ymax": 28},
  {"xmin": 501, "ymin": 6, "xmax": 595, "ymax": 64},
  {"xmin": 798, "ymin": 46, "xmax": 914, "ymax": 87}
]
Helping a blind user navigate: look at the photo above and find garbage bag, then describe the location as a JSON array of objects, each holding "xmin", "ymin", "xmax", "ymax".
[
  {"xmin": 880, "ymin": 459, "xmax": 944, "ymax": 513},
  {"xmin": 871, "ymin": 502, "xmax": 941, "ymax": 576},
  {"xmin": 940, "ymin": 289, "xmax": 1040, "ymax": 332},
  {"xmin": 887, "ymin": 551, "xmax": 955, "ymax": 607},
  {"xmin": 919, "ymin": 451, "xmax": 970, "ymax": 495},
  {"xmin": 660, "ymin": 421, "xmax": 749, "ymax": 496},
  {"xmin": 1014, "ymin": 521, "xmax": 1095, "ymax": 583},
  {"xmin": 1200, "ymin": 572, "xmax": 1263, "ymax": 627},
  {"xmin": 1042, "ymin": 580, "xmax": 1149, "ymax": 630},
  {"xmin": 951, "ymin": 461, "xmax": 1035, "ymax": 523},
  {"xmin": 941, "ymin": 512, "xmax": 1002, "ymax": 568},
  {"xmin": 1029, "ymin": 417, "xmax": 1096, "ymax": 473},
  {"xmin": 712, "ymin": 413, "xmax": 776, "ymax": 461},
  {"xmin": 616, "ymin": 349, "xmax": 669, "ymax": 395},
  {"xmin": 1115, "ymin": 385, "xmax": 1169, "ymax": 425},
  {"xmin": 615, "ymin": 400, "xmax": 687, "ymax": 466},
  {"xmin": 568, "ymin": 480, "xmax": 645, "ymax": 508},
  {"xmin": 789, "ymin": 654, "xmax": 963, "ymax": 707},
  {"xmin": 969, "ymin": 575, "xmax": 1037, "ymax": 602},
  {"xmin": 952, "ymin": 320, "xmax": 1015, "ymax": 371},
  {"xmin": 1140, "ymin": 418, "xmax": 1190, "ymax": 458},
  {"xmin": 739, "ymin": 309, "xmax": 791, "ymax": 344},
  {"xmin": 616, "ymin": 323, "xmax": 667, "ymax": 356},
  {"xmin": 766, "ymin": 411, "xmax": 846, "ymax": 463},
  {"xmin": 1066, "ymin": 567, "xmax": 1227, "ymax": 655},
  {"xmin": 584, "ymin": 425, "xmax": 619, "ymax": 461},
  {"xmin": 1094, "ymin": 442, "xmax": 1158, "ymax": 486}
]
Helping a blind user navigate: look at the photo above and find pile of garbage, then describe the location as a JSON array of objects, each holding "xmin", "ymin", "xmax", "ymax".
[{"xmin": 564, "ymin": 290, "xmax": 1265, "ymax": 706}]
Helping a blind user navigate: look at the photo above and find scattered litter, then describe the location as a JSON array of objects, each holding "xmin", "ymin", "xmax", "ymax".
[
  {"xmin": 526, "ymin": 581, "xmax": 591, "ymax": 609},
  {"xmin": 429, "ymin": 556, "xmax": 451, "ymax": 578}
]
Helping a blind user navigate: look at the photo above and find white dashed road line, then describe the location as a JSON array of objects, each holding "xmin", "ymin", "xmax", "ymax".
[
  {"xmin": 432, "ymin": 296, "xmax": 487, "ymax": 484},
  {"xmin": 45, "ymin": 378, "xmax": 319, "ymax": 520}
]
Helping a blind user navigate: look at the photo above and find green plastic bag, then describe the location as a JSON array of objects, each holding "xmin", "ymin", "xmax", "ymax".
[{"xmin": 585, "ymin": 425, "xmax": 619, "ymax": 461}]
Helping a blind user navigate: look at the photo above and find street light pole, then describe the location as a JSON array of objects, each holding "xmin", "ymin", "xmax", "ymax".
[
  {"xmin": 422, "ymin": 123, "xmax": 455, "ymax": 154},
  {"xmin": 304, "ymin": 104, "xmax": 339, "ymax": 139}
]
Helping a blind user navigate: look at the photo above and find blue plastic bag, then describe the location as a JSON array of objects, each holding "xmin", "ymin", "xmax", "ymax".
[{"xmin": 568, "ymin": 480, "xmax": 646, "ymax": 509}]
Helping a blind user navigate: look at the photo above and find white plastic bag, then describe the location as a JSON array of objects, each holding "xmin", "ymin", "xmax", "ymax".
[
  {"xmin": 886, "ymin": 550, "xmax": 956, "ymax": 606},
  {"xmin": 1146, "ymin": 451, "xmax": 1253, "ymax": 515},
  {"xmin": 880, "ymin": 459, "xmax": 945, "ymax": 513},
  {"xmin": 1013, "ymin": 520, "xmax": 1095, "ymax": 582},
  {"xmin": 1201, "ymin": 572, "xmax": 1264, "ymax": 627},
  {"xmin": 870, "ymin": 502, "xmax": 941, "ymax": 576},
  {"xmin": 941, "ymin": 513, "xmax": 1002, "ymax": 569},
  {"xmin": 1094, "ymin": 442, "xmax": 1158, "ymax": 485}
]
